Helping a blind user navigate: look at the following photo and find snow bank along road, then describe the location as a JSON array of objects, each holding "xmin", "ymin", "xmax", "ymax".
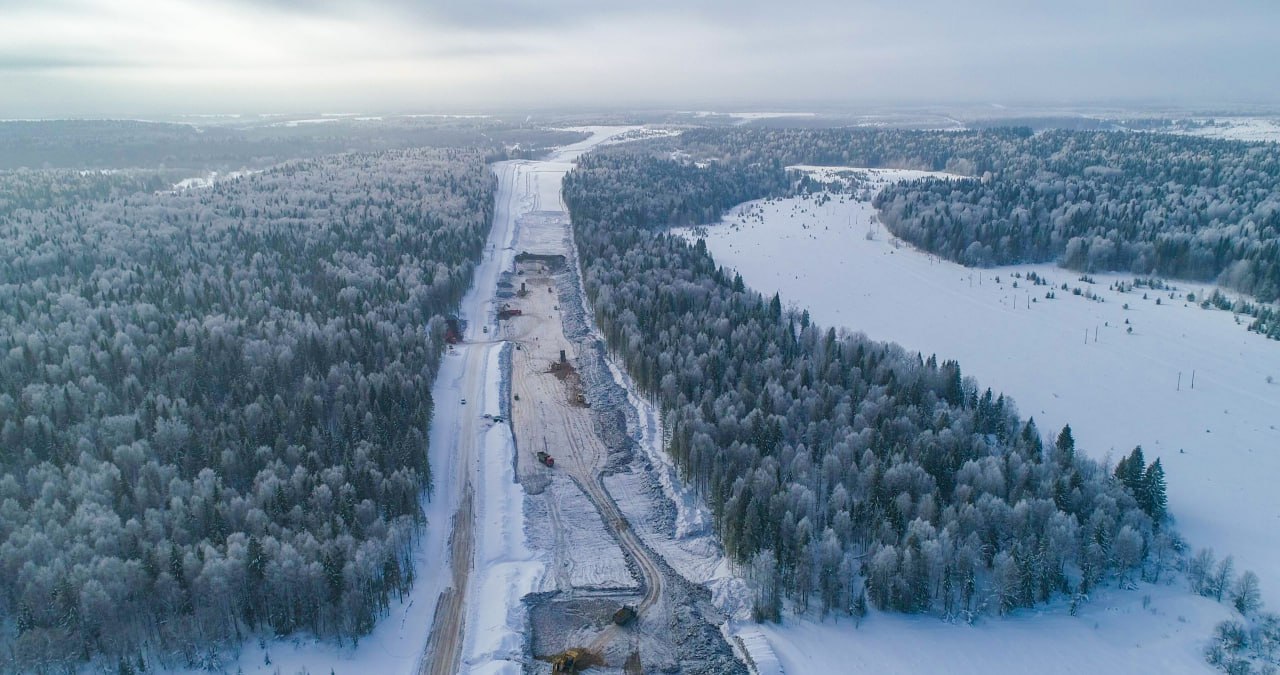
[{"xmin": 418, "ymin": 160, "xmax": 526, "ymax": 675}]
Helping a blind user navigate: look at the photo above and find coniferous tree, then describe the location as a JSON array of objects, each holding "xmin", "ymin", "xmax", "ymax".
[
  {"xmin": 1143, "ymin": 459, "xmax": 1168, "ymax": 521},
  {"xmin": 1055, "ymin": 425, "xmax": 1075, "ymax": 465}
]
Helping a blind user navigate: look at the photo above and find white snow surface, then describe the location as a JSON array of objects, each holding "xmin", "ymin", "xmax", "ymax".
[
  {"xmin": 523, "ymin": 470, "xmax": 637, "ymax": 591},
  {"xmin": 169, "ymin": 169, "xmax": 260, "ymax": 191},
  {"xmin": 759, "ymin": 583, "xmax": 1229, "ymax": 675},
  {"xmin": 674, "ymin": 167, "xmax": 1280, "ymax": 674},
  {"xmin": 461, "ymin": 347, "xmax": 540, "ymax": 672},
  {"xmin": 684, "ymin": 111, "xmax": 818, "ymax": 124},
  {"xmin": 1166, "ymin": 117, "xmax": 1280, "ymax": 143}
]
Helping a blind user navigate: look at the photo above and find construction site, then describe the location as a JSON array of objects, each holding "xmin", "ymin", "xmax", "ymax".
[
  {"xmin": 418, "ymin": 143, "xmax": 753, "ymax": 675},
  {"xmin": 494, "ymin": 206, "xmax": 746, "ymax": 674}
]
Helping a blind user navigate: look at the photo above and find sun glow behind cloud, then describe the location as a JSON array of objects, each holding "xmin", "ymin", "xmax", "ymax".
[
  {"xmin": 1, "ymin": 0, "xmax": 1278, "ymax": 115},
  {"xmin": 1, "ymin": 0, "xmax": 534, "ymax": 113}
]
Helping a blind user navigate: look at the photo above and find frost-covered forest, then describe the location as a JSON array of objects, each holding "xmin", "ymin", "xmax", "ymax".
[
  {"xmin": 564, "ymin": 150, "xmax": 1172, "ymax": 623},
  {"xmin": 0, "ymin": 148, "xmax": 493, "ymax": 670},
  {"xmin": 670, "ymin": 128, "xmax": 1280, "ymax": 309},
  {"xmin": 0, "ymin": 170, "xmax": 175, "ymax": 218},
  {"xmin": 0, "ymin": 119, "xmax": 586, "ymax": 171}
]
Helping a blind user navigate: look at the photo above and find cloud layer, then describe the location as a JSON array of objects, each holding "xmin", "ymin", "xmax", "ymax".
[{"xmin": 3, "ymin": 0, "xmax": 1278, "ymax": 115}]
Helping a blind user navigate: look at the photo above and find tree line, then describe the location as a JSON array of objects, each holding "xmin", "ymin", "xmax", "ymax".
[
  {"xmin": 668, "ymin": 127, "xmax": 1280, "ymax": 308},
  {"xmin": 564, "ymin": 148, "xmax": 1172, "ymax": 624},
  {"xmin": 0, "ymin": 119, "xmax": 587, "ymax": 171},
  {"xmin": 0, "ymin": 148, "xmax": 493, "ymax": 670}
]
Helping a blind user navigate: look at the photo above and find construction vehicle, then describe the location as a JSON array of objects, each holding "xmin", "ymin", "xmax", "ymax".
[
  {"xmin": 537, "ymin": 451, "xmax": 554, "ymax": 467},
  {"xmin": 551, "ymin": 648, "xmax": 592, "ymax": 673},
  {"xmin": 612, "ymin": 605, "xmax": 637, "ymax": 626}
]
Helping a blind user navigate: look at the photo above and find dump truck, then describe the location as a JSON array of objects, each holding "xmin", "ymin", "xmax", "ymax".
[
  {"xmin": 612, "ymin": 605, "xmax": 637, "ymax": 626},
  {"xmin": 537, "ymin": 451, "xmax": 554, "ymax": 468}
]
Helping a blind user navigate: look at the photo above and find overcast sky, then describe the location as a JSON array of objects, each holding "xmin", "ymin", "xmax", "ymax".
[{"xmin": 3, "ymin": 0, "xmax": 1279, "ymax": 116}]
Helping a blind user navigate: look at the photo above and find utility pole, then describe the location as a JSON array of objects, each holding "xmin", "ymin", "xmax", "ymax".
[
  {"xmin": 1191, "ymin": 370, "xmax": 1196, "ymax": 389},
  {"xmin": 1177, "ymin": 372, "xmax": 1182, "ymax": 391}
]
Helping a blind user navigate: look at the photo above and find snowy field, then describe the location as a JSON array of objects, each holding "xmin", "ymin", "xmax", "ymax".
[
  {"xmin": 675, "ymin": 167, "xmax": 1280, "ymax": 674},
  {"xmin": 682, "ymin": 111, "xmax": 818, "ymax": 124},
  {"xmin": 169, "ymin": 169, "xmax": 260, "ymax": 191},
  {"xmin": 1165, "ymin": 118, "xmax": 1280, "ymax": 143},
  {"xmin": 758, "ymin": 584, "xmax": 1230, "ymax": 675}
]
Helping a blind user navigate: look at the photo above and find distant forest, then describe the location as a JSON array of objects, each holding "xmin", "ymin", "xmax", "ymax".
[
  {"xmin": 564, "ymin": 149, "xmax": 1173, "ymax": 623},
  {"xmin": 0, "ymin": 119, "xmax": 586, "ymax": 171},
  {"xmin": 671, "ymin": 128, "xmax": 1280, "ymax": 308},
  {"xmin": 0, "ymin": 148, "xmax": 493, "ymax": 670}
]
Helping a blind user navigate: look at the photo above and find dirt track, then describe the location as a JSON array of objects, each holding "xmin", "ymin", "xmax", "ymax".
[
  {"xmin": 506, "ymin": 267, "xmax": 666, "ymax": 661},
  {"xmin": 419, "ymin": 343, "xmax": 491, "ymax": 675},
  {"xmin": 415, "ymin": 163, "xmax": 525, "ymax": 673},
  {"xmin": 419, "ymin": 486, "xmax": 473, "ymax": 675}
]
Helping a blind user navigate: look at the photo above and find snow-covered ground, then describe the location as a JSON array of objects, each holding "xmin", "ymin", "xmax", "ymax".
[
  {"xmin": 674, "ymin": 167, "xmax": 1280, "ymax": 674},
  {"xmin": 759, "ymin": 584, "xmax": 1230, "ymax": 675},
  {"xmin": 1164, "ymin": 117, "xmax": 1280, "ymax": 143},
  {"xmin": 169, "ymin": 169, "xmax": 260, "ymax": 191},
  {"xmin": 682, "ymin": 111, "xmax": 818, "ymax": 124},
  {"xmin": 597, "ymin": 126, "xmax": 684, "ymax": 146},
  {"xmin": 461, "ymin": 346, "xmax": 540, "ymax": 674},
  {"xmin": 524, "ymin": 471, "xmax": 637, "ymax": 591}
]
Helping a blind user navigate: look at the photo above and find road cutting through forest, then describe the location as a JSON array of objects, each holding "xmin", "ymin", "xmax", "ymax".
[{"xmin": 422, "ymin": 129, "xmax": 749, "ymax": 674}]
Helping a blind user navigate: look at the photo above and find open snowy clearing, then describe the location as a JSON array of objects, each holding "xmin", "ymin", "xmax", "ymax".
[
  {"xmin": 675, "ymin": 167, "xmax": 1280, "ymax": 674},
  {"xmin": 682, "ymin": 111, "xmax": 818, "ymax": 124},
  {"xmin": 169, "ymin": 169, "xmax": 260, "ymax": 191},
  {"xmin": 1164, "ymin": 117, "xmax": 1280, "ymax": 143},
  {"xmin": 758, "ymin": 583, "xmax": 1230, "ymax": 675}
]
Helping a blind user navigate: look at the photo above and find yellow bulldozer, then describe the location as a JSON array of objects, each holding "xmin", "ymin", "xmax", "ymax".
[{"xmin": 550, "ymin": 647, "xmax": 599, "ymax": 673}]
